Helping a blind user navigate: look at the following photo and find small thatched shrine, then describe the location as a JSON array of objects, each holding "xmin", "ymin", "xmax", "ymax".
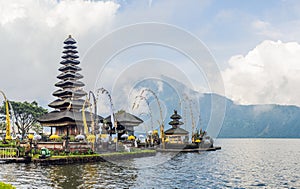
[
  {"xmin": 164, "ymin": 110, "xmax": 189, "ymax": 144},
  {"xmin": 103, "ymin": 110, "xmax": 143, "ymax": 138},
  {"xmin": 38, "ymin": 35, "xmax": 102, "ymax": 136}
]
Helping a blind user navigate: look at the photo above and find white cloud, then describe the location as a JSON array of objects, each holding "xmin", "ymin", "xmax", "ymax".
[
  {"xmin": 0, "ymin": 1, "xmax": 26, "ymax": 26},
  {"xmin": 0, "ymin": 0, "xmax": 119, "ymax": 106},
  {"xmin": 222, "ymin": 40, "xmax": 300, "ymax": 106},
  {"xmin": 2, "ymin": 0, "xmax": 300, "ymax": 111},
  {"xmin": 157, "ymin": 80, "xmax": 163, "ymax": 93},
  {"xmin": 253, "ymin": 105, "xmax": 274, "ymax": 116},
  {"xmin": 44, "ymin": 0, "xmax": 119, "ymax": 34}
]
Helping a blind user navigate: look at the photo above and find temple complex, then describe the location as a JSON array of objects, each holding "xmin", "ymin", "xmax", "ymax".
[
  {"xmin": 164, "ymin": 110, "xmax": 189, "ymax": 144},
  {"xmin": 38, "ymin": 35, "xmax": 98, "ymax": 136}
]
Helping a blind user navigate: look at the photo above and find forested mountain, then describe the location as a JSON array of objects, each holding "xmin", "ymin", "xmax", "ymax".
[{"xmin": 200, "ymin": 93, "xmax": 300, "ymax": 138}]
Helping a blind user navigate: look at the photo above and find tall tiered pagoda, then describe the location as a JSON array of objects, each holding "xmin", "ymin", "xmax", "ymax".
[
  {"xmin": 164, "ymin": 110, "xmax": 189, "ymax": 144},
  {"xmin": 38, "ymin": 35, "xmax": 97, "ymax": 136}
]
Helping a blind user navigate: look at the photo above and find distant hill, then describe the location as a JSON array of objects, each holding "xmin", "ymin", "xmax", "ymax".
[
  {"xmin": 133, "ymin": 77, "xmax": 300, "ymax": 138},
  {"xmin": 200, "ymin": 93, "xmax": 300, "ymax": 138}
]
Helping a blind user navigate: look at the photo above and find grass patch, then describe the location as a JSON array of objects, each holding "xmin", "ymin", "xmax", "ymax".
[
  {"xmin": 0, "ymin": 151, "xmax": 17, "ymax": 156},
  {"xmin": 31, "ymin": 150, "xmax": 156, "ymax": 161},
  {"xmin": 49, "ymin": 150, "xmax": 156, "ymax": 159},
  {"xmin": 51, "ymin": 154, "xmax": 101, "ymax": 159},
  {"xmin": 0, "ymin": 143, "xmax": 15, "ymax": 148},
  {"xmin": 0, "ymin": 182, "xmax": 16, "ymax": 189},
  {"xmin": 101, "ymin": 150, "xmax": 155, "ymax": 156}
]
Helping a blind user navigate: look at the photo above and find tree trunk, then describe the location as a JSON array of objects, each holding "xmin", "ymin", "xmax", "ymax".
[{"xmin": 21, "ymin": 129, "xmax": 26, "ymax": 139}]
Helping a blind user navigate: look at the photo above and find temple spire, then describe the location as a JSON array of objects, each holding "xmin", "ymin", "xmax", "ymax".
[
  {"xmin": 168, "ymin": 110, "xmax": 184, "ymax": 129},
  {"xmin": 49, "ymin": 35, "xmax": 87, "ymax": 111},
  {"xmin": 38, "ymin": 35, "xmax": 100, "ymax": 136}
]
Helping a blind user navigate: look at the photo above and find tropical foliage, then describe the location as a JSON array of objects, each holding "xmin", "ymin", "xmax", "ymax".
[{"xmin": 0, "ymin": 101, "xmax": 47, "ymax": 138}]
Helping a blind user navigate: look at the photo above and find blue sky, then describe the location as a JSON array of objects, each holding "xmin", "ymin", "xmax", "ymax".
[
  {"xmin": 1, "ymin": 0, "xmax": 300, "ymax": 108},
  {"xmin": 111, "ymin": 0, "xmax": 300, "ymax": 66}
]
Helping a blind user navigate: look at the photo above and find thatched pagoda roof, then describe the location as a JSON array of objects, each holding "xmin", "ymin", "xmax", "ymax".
[
  {"xmin": 55, "ymin": 80, "xmax": 85, "ymax": 88},
  {"xmin": 164, "ymin": 127, "xmax": 189, "ymax": 136},
  {"xmin": 61, "ymin": 54, "xmax": 79, "ymax": 59},
  {"xmin": 38, "ymin": 110, "xmax": 103, "ymax": 127},
  {"xmin": 59, "ymin": 65, "xmax": 82, "ymax": 72},
  {"xmin": 63, "ymin": 45, "xmax": 77, "ymax": 49},
  {"xmin": 168, "ymin": 120, "xmax": 184, "ymax": 126},
  {"xmin": 64, "ymin": 35, "xmax": 76, "ymax": 44},
  {"xmin": 103, "ymin": 111, "xmax": 143, "ymax": 126},
  {"xmin": 62, "ymin": 49, "xmax": 78, "ymax": 54},
  {"xmin": 48, "ymin": 98, "xmax": 88, "ymax": 109},
  {"xmin": 60, "ymin": 59, "xmax": 80, "ymax": 65},
  {"xmin": 170, "ymin": 111, "xmax": 182, "ymax": 119},
  {"xmin": 52, "ymin": 89, "xmax": 86, "ymax": 98},
  {"xmin": 57, "ymin": 72, "xmax": 83, "ymax": 80}
]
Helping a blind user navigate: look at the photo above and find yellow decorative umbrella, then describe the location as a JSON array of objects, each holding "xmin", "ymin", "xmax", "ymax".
[
  {"xmin": 27, "ymin": 134, "xmax": 34, "ymax": 140},
  {"xmin": 128, "ymin": 135, "xmax": 135, "ymax": 141},
  {"xmin": 87, "ymin": 134, "xmax": 96, "ymax": 143},
  {"xmin": 49, "ymin": 135, "xmax": 60, "ymax": 140}
]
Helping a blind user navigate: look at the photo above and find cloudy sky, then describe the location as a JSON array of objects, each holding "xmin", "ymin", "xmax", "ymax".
[{"xmin": 1, "ymin": 0, "xmax": 300, "ymax": 109}]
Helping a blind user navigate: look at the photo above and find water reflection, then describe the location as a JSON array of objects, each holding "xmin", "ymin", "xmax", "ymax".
[
  {"xmin": 0, "ymin": 139, "xmax": 299, "ymax": 188},
  {"xmin": 46, "ymin": 162, "xmax": 139, "ymax": 189},
  {"xmin": 49, "ymin": 164, "xmax": 84, "ymax": 188}
]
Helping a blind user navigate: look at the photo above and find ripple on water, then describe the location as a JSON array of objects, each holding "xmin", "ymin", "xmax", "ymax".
[{"xmin": 0, "ymin": 139, "xmax": 299, "ymax": 188}]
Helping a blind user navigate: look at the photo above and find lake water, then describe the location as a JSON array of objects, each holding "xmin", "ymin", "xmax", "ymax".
[{"xmin": 0, "ymin": 139, "xmax": 299, "ymax": 188}]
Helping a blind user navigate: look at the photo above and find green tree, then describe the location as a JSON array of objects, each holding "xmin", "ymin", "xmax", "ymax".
[
  {"xmin": 31, "ymin": 122, "xmax": 43, "ymax": 134},
  {"xmin": 0, "ymin": 101, "xmax": 48, "ymax": 138}
]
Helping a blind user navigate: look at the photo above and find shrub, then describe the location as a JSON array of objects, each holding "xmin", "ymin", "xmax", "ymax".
[
  {"xmin": 0, "ymin": 182, "xmax": 16, "ymax": 189},
  {"xmin": 69, "ymin": 135, "xmax": 75, "ymax": 142},
  {"xmin": 59, "ymin": 151, "xmax": 66, "ymax": 156}
]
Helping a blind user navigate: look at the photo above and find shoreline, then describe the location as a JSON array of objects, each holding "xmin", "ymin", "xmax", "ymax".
[
  {"xmin": 0, "ymin": 150, "xmax": 157, "ymax": 165},
  {"xmin": 35, "ymin": 150, "xmax": 156, "ymax": 165},
  {"xmin": 156, "ymin": 146, "xmax": 221, "ymax": 152},
  {"xmin": 0, "ymin": 146, "xmax": 222, "ymax": 165}
]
